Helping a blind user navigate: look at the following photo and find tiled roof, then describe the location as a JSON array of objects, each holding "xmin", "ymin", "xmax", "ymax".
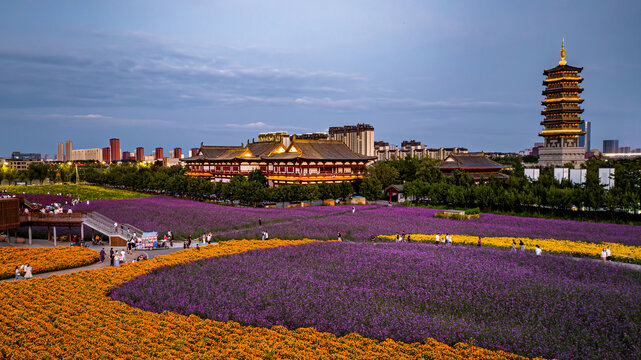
[
  {"xmin": 439, "ymin": 153, "xmax": 508, "ymax": 170},
  {"xmin": 289, "ymin": 140, "xmax": 375, "ymax": 161}
]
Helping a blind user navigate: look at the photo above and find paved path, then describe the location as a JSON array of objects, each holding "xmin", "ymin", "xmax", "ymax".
[{"xmin": 1, "ymin": 238, "xmax": 218, "ymax": 282}]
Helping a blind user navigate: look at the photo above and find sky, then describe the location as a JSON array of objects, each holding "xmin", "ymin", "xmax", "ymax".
[{"xmin": 1, "ymin": 0, "xmax": 640, "ymax": 157}]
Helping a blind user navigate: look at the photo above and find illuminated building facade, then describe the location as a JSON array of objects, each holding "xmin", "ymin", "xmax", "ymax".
[
  {"xmin": 538, "ymin": 40, "xmax": 586, "ymax": 167},
  {"xmin": 109, "ymin": 138, "xmax": 121, "ymax": 162},
  {"xmin": 183, "ymin": 139, "xmax": 375, "ymax": 186}
]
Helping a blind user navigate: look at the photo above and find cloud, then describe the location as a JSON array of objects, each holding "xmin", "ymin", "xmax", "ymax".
[
  {"xmin": 72, "ymin": 114, "xmax": 111, "ymax": 119},
  {"xmin": 225, "ymin": 122, "xmax": 268, "ymax": 128}
]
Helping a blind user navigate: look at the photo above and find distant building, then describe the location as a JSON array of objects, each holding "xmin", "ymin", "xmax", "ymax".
[
  {"xmin": 71, "ymin": 148, "xmax": 102, "ymax": 162},
  {"xmin": 619, "ymin": 146, "xmax": 631, "ymax": 153},
  {"xmin": 102, "ymin": 147, "xmax": 111, "ymax": 163},
  {"xmin": 294, "ymin": 133, "xmax": 329, "ymax": 140},
  {"xmin": 375, "ymin": 140, "xmax": 468, "ymax": 161},
  {"xmin": 190, "ymin": 148, "xmax": 200, "ymax": 158},
  {"xmin": 64, "ymin": 141, "xmax": 73, "ymax": 162},
  {"xmin": 11, "ymin": 152, "xmax": 41, "ymax": 161},
  {"xmin": 154, "ymin": 147, "xmax": 164, "ymax": 160},
  {"xmin": 57, "ymin": 142, "xmax": 64, "ymax": 161},
  {"xmin": 109, "ymin": 138, "xmax": 121, "ymax": 162},
  {"xmin": 122, "ymin": 151, "xmax": 134, "ymax": 161},
  {"xmin": 135, "ymin": 147, "xmax": 145, "ymax": 162},
  {"xmin": 328, "ymin": 123, "xmax": 375, "ymax": 157},
  {"xmin": 603, "ymin": 140, "xmax": 619, "ymax": 154},
  {"xmin": 579, "ymin": 121, "xmax": 591, "ymax": 151},
  {"xmin": 538, "ymin": 40, "xmax": 586, "ymax": 167},
  {"xmin": 173, "ymin": 148, "xmax": 182, "ymax": 159}
]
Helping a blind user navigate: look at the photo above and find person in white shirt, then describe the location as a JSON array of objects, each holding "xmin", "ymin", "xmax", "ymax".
[
  {"xmin": 535, "ymin": 245, "xmax": 542, "ymax": 256},
  {"xmin": 67, "ymin": 208, "xmax": 72, "ymax": 214},
  {"xmin": 435, "ymin": 234, "xmax": 440, "ymax": 245},
  {"xmin": 605, "ymin": 247, "xmax": 612, "ymax": 261}
]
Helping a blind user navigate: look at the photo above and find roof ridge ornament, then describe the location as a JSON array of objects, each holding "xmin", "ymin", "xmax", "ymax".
[{"xmin": 559, "ymin": 38, "xmax": 567, "ymax": 66}]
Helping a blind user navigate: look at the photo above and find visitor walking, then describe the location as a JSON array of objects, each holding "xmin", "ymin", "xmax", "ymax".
[
  {"xmin": 337, "ymin": 232, "xmax": 342, "ymax": 242},
  {"xmin": 168, "ymin": 231, "xmax": 173, "ymax": 247},
  {"xmin": 113, "ymin": 222, "xmax": 118, "ymax": 234},
  {"xmin": 109, "ymin": 248, "xmax": 115, "ymax": 266},
  {"xmin": 24, "ymin": 264, "xmax": 33, "ymax": 279},
  {"xmin": 114, "ymin": 253, "xmax": 120, "ymax": 267},
  {"xmin": 187, "ymin": 234, "xmax": 192, "ymax": 248},
  {"xmin": 258, "ymin": 217, "xmax": 262, "ymax": 226},
  {"xmin": 477, "ymin": 236, "xmax": 482, "ymax": 247},
  {"xmin": 606, "ymin": 246, "xmax": 612, "ymax": 261},
  {"xmin": 535, "ymin": 245, "xmax": 542, "ymax": 256},
  {"xmin": 14, "ymin": 267, "xmax": 23, "ymax": 280},
  {"xmin": 519, "ymin": 240, "xmax": 525, "ymax": 252},
  {"xmin": 435, "ymin": 234, "xmax": 440, "ymax": 245},
  {"xmin": 511, "ymin": 240, "xmax": 517, "ymax": 252},
  {"xmin": 601, "ymin": 248, "xmax": 607, "ymax": 262},
  {"xmin": 352, "ymin": 207, "xmax": 355, "ymax": 214},
  {"xmin": 100, "ymin": 248, "xmax": 106, "ymax": 263}
]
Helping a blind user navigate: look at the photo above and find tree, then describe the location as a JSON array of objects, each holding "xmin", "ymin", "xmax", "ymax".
[
  {"xmin": 368, "ymin": 162, "xmax": 399, "ymax": 189},
  {"xmin": 359, "ymin": 177, "xmax": 382, "ymax": 201},
  {"xmin": 416, "ymin": 158, "xmax": 444, "ymax": 183},
  {"xmin": 247, "ymin": 169, "xmax": 268, "ymax": 187}
]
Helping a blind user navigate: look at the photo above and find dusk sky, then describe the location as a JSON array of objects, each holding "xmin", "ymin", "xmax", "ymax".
[{"xmin": 1, "ymin": 1, "xmax": 640, "ymax": 157}]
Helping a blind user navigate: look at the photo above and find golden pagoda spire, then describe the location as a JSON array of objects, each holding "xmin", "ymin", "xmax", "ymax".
[{"xmin": 559, "ymin": 38, "xmax": 567, "ymax": 66}]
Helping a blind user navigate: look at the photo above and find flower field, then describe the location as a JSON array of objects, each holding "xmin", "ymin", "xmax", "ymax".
[
  {"xmin": 1, "ymin": 184, "xmax": 151, "ymax": 201},
  {"xmin": 0, "ymin": 240, "xmax": 543, "ymax": 360},
  {"xmin": 0, "ymin": 247, "xmax": 99, "ymax": 280},
  {"xmin": 1, "ymin": 193, "xmax": 73, "ymax": 206},
  {"xmin": 380, "ymin": 234, "xmax": 641, "ymax": 264},
  {"xmin": 110, "ymin": 242, "xmax": 641, "ymax": 360},
  {"xmin": 73, "ymin": 196, "xmax": 641, "ymax": 247}
]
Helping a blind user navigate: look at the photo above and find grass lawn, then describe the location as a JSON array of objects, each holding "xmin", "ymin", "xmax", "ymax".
[{"xmin": 1, "ymin": 184, "xmax": 151, "ymax": 201}]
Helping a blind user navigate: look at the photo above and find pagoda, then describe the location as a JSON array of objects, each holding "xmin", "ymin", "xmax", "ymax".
[{"xmin": 538, "ymin": 40, "xmax": 586, "ymax": 167}]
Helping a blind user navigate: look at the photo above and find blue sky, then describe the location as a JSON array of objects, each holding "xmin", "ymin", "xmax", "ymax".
[{"xmin": 1, "ymin": 1, "xmax": 640, "ymax": 157}]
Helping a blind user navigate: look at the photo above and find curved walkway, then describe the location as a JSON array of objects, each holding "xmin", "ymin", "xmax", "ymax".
[{"xmin": 1, "ymin": 240, "xmax": 215, "ymax": 282}]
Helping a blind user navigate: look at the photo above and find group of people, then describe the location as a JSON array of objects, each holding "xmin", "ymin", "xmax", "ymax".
[
  {"xmin": 14, "ymin": 263, "xmax": 33, "ymax": 280},
  {"xmin": 601, "ymin": 247, "xmax": 612, "ymax": 261},
  {"xmin": 261, "ymin": 231, "xmax": 269, "ymax": 241},
  {"xmin": 434, "ymin": 233, "xmax": 453, "ymax": 245},
  {"xmin": 201, "ymin": 232, "xmax": 214, "ymax": 244}
]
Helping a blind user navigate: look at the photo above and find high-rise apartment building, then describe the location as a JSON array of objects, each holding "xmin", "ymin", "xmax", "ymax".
[
  {"xmin": 328, "ymin": 123, "xmax": 374, "ymax": 157},
  {"xmin": 109, "ymin": 138, "xmax": 121, "ymax": 162},
  {"xmin": 173, "ymin": 148, "xmax": 182, "ymax": 159},
  {"xmin": 154, "ymin": 147, "xmax": 164, "ymax": 160},
  {"xmin": 102, "ymin": 147, "xmax": 111, "ymax": 163},
  {"xmin": 579, "ymin": 121, "xmax": 591, "ymax": 151},
  {"xmin": 64, "ymin": 141, "xmax": 73, "ymax": 161},
  {"xmin": 57, "ymin": 142, "xmax": 64, "ymax": 161},
  {"xmin": 135, "ymin": 147, "xmax": 145, "ymax": 162},
  {"xmin": 72, "ymin": 148, "xmax": 102, "ymax": 161},
  {"xmin": 603, "ymin": 140, "xmax": 619, "ymax": 153}
]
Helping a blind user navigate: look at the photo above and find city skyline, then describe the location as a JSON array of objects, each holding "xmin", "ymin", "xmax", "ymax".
[{"xmin": 1, "ymin": 1, "xmax": 640, "ymax": 156}]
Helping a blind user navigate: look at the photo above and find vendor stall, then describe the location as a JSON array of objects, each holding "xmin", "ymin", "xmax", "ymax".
[{"xmin": 138, "ymin": 232, "xmax": 158, "ymax": 249}]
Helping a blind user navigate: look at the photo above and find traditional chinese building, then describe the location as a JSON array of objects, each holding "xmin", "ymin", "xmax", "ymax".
[
  {"xmin": 438, "ymin": 152, "xmax": 511, "ymax": 181},
  {"xmin": 538, "ymin": 40, "xmax": 586, "ymax": 167},
  {"xmin": 183, "ymin": 139, "xmax": 376, "ymax": 186}
]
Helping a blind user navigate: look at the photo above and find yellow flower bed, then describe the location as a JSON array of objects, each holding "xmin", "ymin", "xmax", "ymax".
[
  {"xmin": 0, "ymin": 246, "xmax": 100, "ymax": 280},
  {"xmin": 0, "ymin": 239, "xmax": 545, "ymax": 360},
  {"xmin": 380, "ymin": 234, "xmax": 641, "ymax": 263}
]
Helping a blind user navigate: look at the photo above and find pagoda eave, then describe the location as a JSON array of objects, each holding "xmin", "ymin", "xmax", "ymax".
[{"xmin": 542, "ymin": 77, "xmax": 583, "ymax": 85}]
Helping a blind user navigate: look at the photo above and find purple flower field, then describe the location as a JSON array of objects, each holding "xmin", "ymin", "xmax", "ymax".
[
  {"xmin": 110, "ymin": 242, "xmax": 641, "ymax": 360},
  {"xmin": 4, "ymin": 193, "xmax": 73, "ymax": 206},
  {"xmin": 74, "ymin": 196, "xmax": 641, "ymax": 246}
]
